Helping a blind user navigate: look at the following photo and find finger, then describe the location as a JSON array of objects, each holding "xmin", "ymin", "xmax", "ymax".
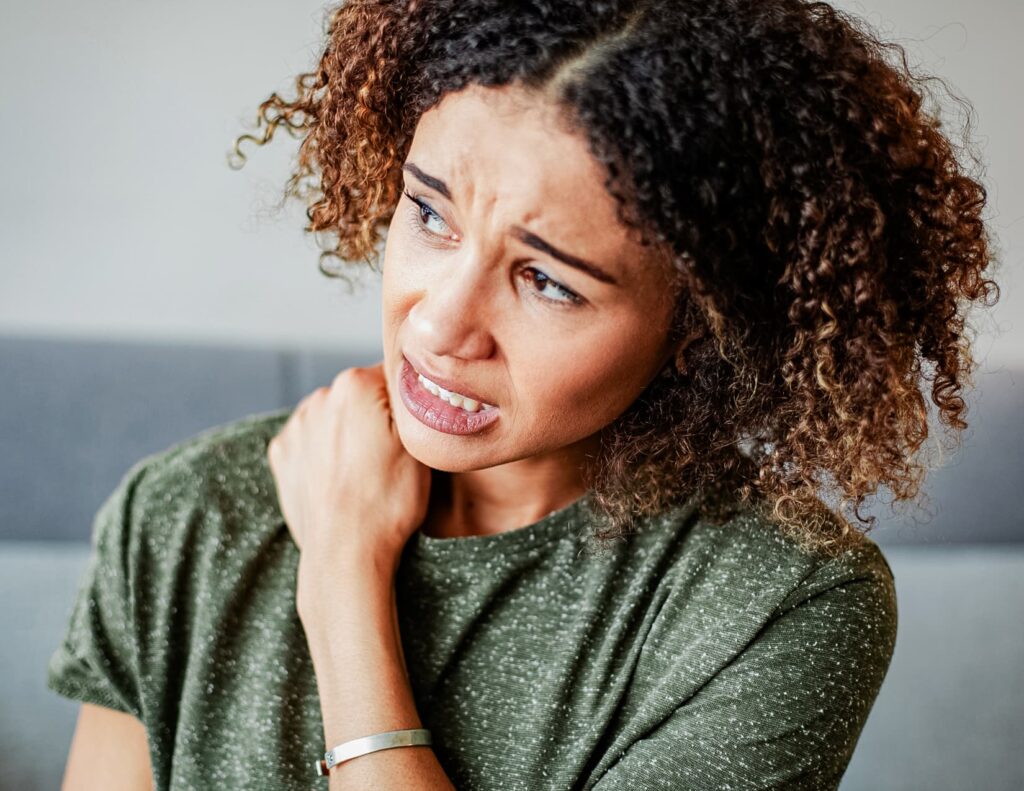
[{"xmin": 297, "ymin": 385, "xmax": 329, "ymax": 413}]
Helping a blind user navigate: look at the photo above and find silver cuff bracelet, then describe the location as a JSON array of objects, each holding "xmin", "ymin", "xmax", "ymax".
[{"xmin": 314, "ymin": 727, "xmax": 433, "ymax": 777}]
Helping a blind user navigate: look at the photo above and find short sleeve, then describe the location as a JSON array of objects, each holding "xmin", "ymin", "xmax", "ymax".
[
  {"xmin": 46, "ymin": 463, "xmax": 147, "ymax": 719},
  {"xmin": 589, "ymin": 552, "xmax": 898, "ymax": 791}
]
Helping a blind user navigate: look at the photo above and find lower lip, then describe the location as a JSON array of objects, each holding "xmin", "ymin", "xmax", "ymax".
[{"xmin": 398, "ymin": 356, "xmax": 501, "ymax": 436}]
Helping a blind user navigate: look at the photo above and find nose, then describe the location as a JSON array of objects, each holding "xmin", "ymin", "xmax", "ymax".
[{"xmin": 407, "ymin": 253, "xmax": 497, "ymax": 362}]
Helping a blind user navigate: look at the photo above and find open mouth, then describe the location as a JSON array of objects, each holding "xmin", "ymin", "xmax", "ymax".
[{"xmin": 398, "ymin": 356, "xmax": 500, "ymax": 436}]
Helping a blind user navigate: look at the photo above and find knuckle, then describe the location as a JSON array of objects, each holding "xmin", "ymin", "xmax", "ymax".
[
  {"xmin": 330, "ymin": 367, "xmax": 362, "ymax": 395},
  {"xmin": 303, "ymin": 387, "xmax": 326, "ymax": 406},
  {"xmin": 334, "ymin": 367, "xmax": 360, "ymax": 384}
]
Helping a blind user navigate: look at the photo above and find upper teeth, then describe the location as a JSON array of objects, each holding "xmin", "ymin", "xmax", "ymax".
[{"xmin": 417, "ymin": 373, "xmax": 494, "ymax": 412}]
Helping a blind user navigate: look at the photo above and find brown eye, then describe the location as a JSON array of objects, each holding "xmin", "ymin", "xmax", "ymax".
[{"xmin": 521, "ymin": 267, "xmax": 583, "ymax": 307}]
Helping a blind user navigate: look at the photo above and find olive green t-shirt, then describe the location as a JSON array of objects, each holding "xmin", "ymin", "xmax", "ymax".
[{"xmin": 47, "ymin": 408, "xmax": 897, "ymax": 790}]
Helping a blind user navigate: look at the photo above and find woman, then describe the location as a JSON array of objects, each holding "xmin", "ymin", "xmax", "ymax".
[{"xmin": 48, "ymin": 0, "xmax": 999, "ymax": 788}]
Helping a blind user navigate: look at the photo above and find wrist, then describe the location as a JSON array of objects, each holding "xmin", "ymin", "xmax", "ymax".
[
  {"xmin": 303, "ymin": 525, "xmax": 402, "ymax": 575},
  {"xmin": 295, "ymin": 549, "xmax": 394, "ymax": 626}
]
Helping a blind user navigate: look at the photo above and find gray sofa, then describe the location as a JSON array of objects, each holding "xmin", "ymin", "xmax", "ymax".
[{"xmin": 2, "ymin": 334, "xmax": 1021, "ymax": 790}]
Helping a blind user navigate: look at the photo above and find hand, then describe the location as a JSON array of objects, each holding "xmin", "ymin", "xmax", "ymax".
[{"xmin": 266, "ymin": 363, "xmax": 432, "ymax": 577}]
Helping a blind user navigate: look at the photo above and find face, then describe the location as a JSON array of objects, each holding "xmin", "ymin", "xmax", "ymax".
[{"xmin": 382, "ymin": 82, "xmax": 678, "ymax": 473}]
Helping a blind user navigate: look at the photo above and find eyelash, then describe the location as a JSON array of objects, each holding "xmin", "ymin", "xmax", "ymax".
[{"xmin": 402, "ymin": 189, "xmax": 584, "ymax": 308}]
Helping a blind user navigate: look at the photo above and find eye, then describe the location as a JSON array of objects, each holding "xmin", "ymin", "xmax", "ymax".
[
  {"xmin": 520, "ymin": 267, "xmax": 584, "ymax": 308},
  {"xmin": 403, "ymin": 190, "xmax": 452, "ymax": 238},
  {"xmin": 403, "ymin": 189, "xmax": 584, "ymax": 309}
]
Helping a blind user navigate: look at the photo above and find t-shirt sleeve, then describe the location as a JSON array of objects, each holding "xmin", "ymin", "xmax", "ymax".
[
  {"xmin": 589, "ymin": 548, "xmax": 898, "ymax": 791},
  {"xmin": 45, "ymin": 462, "xmax": 149, "ymax": 719}
]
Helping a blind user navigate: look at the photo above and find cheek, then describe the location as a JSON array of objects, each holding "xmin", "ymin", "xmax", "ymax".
[
  {"xmin": 514, "ymin": 328, "xmax": 657, "ymax": 433},
  {"xmin": 381, "ymin": 240, "xmax": 417, "ymax": 329}
]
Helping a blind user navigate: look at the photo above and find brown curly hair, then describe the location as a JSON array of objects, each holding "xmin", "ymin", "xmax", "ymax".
[{"xmin": 231, "ymin": 0, "xmax": 1000, "ymax": 559}]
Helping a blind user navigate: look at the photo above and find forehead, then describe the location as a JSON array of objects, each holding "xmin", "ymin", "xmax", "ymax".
[
  {"xmin": 411, "ymin": 83, "xmax": 597, "ymax": 187},
  {"xmin": 407, "ymin": 84, "xmax": 641, "ymax": 263}
]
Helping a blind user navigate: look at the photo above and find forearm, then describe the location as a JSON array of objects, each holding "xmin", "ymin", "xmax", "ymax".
[{"xmin": 301, "ymin": 554, "xmax": 455, "ymax": 791}]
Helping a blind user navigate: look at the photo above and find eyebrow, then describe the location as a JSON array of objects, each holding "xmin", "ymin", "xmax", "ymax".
[{"xmin": 401, "ymin": 162, "xmax": 620, "ymax": 286}]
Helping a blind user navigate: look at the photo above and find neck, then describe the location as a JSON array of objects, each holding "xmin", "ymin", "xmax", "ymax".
[{"xmin": 421, "ymin": 433, "xmax": 599, "ymax": 539}]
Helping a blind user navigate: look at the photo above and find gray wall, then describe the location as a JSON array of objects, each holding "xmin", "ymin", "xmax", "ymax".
[
  {"xmin": 0, "ymin": 0, "xmax": 1020, "ymax": 366},
  {"xmin": 0, "ymin": 0, "xmax": 382, "ymax": 355}
]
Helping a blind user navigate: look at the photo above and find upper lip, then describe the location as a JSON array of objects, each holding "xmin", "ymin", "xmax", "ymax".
[{"xmin": 404, "ymin": 353, "xmax": 496, "ymax": 406}]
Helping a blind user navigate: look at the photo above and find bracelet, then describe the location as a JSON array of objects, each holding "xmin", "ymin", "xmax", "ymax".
[{"xmin": 313, "ymin": 727, "xmax": 433, "ymax": 777}]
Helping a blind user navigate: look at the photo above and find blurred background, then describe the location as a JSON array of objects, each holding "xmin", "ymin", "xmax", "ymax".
[{"xmin": 1, "ymin": 0, "xmax": 1021, "ymax": 789}]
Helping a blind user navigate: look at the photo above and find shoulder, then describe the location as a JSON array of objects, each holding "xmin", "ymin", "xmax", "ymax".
[
  {"xmin": 131, "ymin": 407, "xmax": 293, "ymax": 484},
  {"xmin": 699, "ymin": 496, "xmax": 898, "ymax": 653},
  {"xmin": 678, "ymin": 494, "xmax": 895, "ymax": 593},
  {"xmin": 646, "ymin": 494, "xmax": 896, "ymax": 655},
  {"xmin": 103, "ymin": 408, "xmax": 295, "ymax": 560},
  {"xmin": 46, "ymin": 408, "xmax": 297, "ymax": 720},
  {"xmin": 586, "ymin": 501, "xmax": 899, "ymax": 790}
]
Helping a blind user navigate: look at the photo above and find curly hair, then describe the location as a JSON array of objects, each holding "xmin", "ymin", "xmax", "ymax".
[{"xmin": 231, "ymin": 0, "xmax": 1000, "ymax": 559}]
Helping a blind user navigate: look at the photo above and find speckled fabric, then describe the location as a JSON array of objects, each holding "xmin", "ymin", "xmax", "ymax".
[{"xmin": 47, "ymin": 408, "xmax": 897, "ymax": 790}]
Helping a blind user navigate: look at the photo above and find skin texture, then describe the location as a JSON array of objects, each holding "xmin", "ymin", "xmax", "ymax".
[
  {"xmin": 268, "ymin": 364, "xmax": 432, "ymax": 569},
  {"xmin": 61, "ymin": 703, "xmax": 153, "ymax": 790},
  {"xmin": 380, "ymin": 83, "xmax": 679, "ymax": 537}
]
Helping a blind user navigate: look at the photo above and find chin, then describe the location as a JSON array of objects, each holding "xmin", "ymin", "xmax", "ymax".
[{"xmin": 394, "ymin": 417, "xmax": 501, "ymax": 472}]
